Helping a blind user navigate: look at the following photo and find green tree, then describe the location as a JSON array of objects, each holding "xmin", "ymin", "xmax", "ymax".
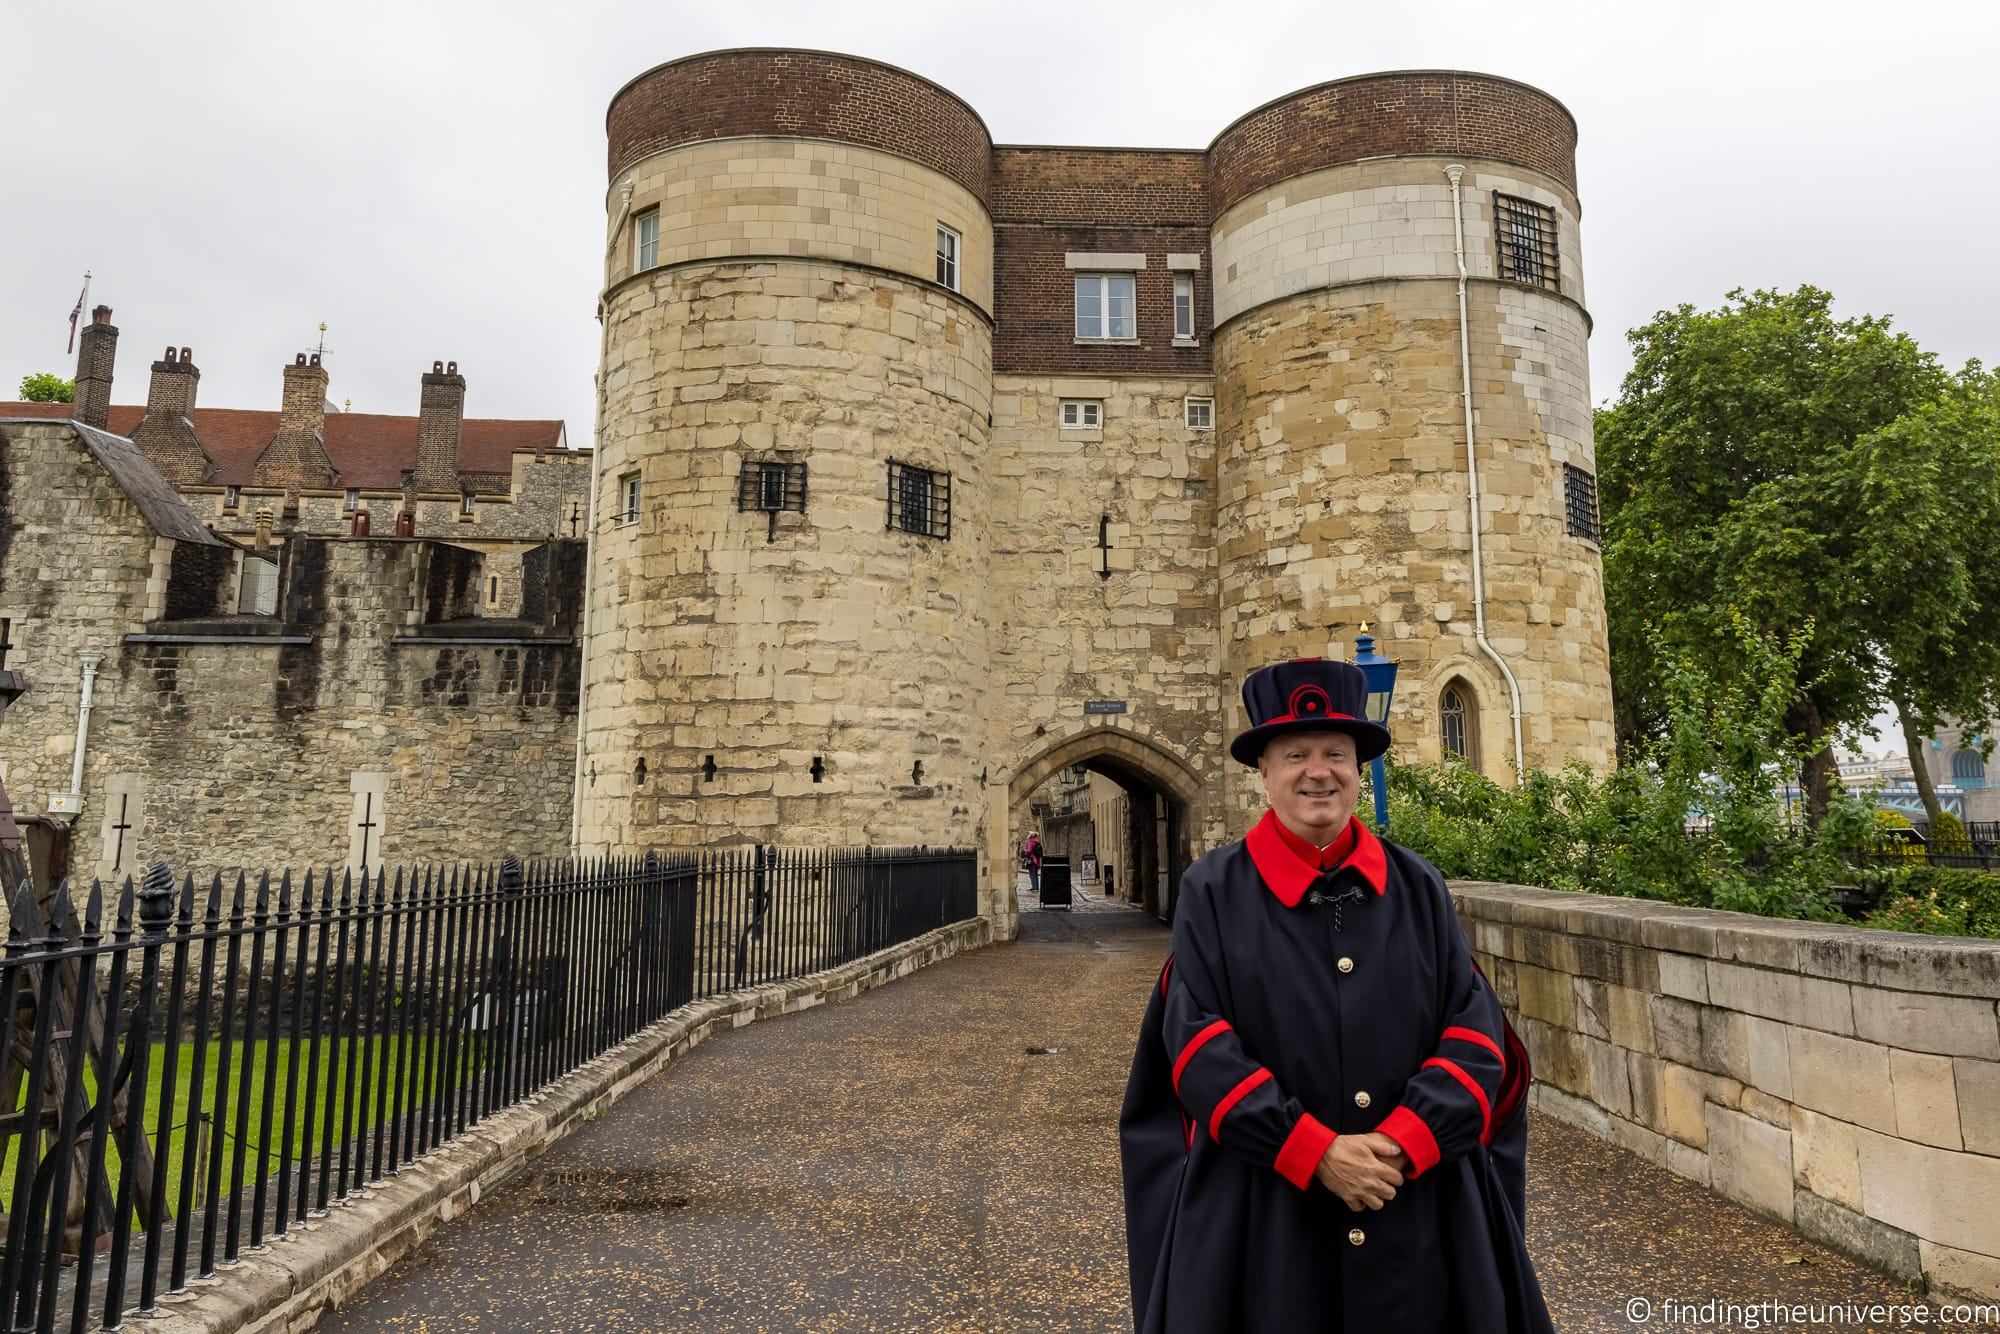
[
  {"xmin": 17, "ymin": 371, "xmax": 73, "ymax": 402},
  {"xmin": 1597, "ymin": 286, "xmax": 1980, "ymax": 825}
]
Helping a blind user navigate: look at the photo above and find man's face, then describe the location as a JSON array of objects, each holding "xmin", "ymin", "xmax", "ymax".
[{"xmin": 1258, "ymin": 730, "xmax": 1360, "ymax": 840}]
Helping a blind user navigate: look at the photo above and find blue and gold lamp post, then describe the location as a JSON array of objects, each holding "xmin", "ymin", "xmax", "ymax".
[{"xmin": 1352, "ymin": 625, "xmax": 1400, "ymax": 833}]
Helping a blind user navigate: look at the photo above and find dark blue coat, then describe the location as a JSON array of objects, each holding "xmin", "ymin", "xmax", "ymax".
[{"xmin": 1120, "ymin": 811, "xmax": 1551, "ymax": 1333}]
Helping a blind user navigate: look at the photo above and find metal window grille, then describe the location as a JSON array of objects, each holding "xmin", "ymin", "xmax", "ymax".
[
  {"xmin": 886, "ymin": 459, "xmax": 950, "ymax": 539},
  {"xmin": 1564, "ymin": 463, "xmax": 1600, "ymax": 543},
  {"xmin": 1493, "ymin": 193, "xmax": 1559, "ymax": 292},
  {"xmin": 736, "ymin": 461, "xmax": 807, "ymax": 540}
]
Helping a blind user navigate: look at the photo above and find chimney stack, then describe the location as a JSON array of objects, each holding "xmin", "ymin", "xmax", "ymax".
[
  {"xmin": 280, "ymin": 351, "xmax": 329, "ymax": 440},
  {"xmin": 72, "ymin": 306, "xmax": 118, "ymax": 429},
  {"xmin": 414, "ymin": 359, "xmax": 465, "ymax": 493},
  {"xmin": 252, "ymin": 352, "xmax": 338, "ymax": 488},
  {"xmin": 132, "ymin": 346, "xmax": 214, "ymax": 485}
]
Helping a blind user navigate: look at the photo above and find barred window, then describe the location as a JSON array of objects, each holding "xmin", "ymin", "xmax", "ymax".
[
  {"xmin": 1564, "ymin": 462, "xmax": 1600, "ymax": 543},
  {"xmin": 737, "ymin": 460, "xmax": 807, "ymax": 539},
  {"xmin": 887, "ymin": 459, "xmax": 951, "ymax": 539},
  {"xmin": 1493, "ymin": 193, "xmax": 1558, "ymax": 292}
]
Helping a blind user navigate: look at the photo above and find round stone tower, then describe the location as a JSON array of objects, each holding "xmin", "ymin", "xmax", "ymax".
[
  {"xmin": 1206, "ymin": 71, "xmax": 1614, "ymax": 825},
  {"xmin": 580, "ymin": 49, "xmax": 995, "ymax": 853}
]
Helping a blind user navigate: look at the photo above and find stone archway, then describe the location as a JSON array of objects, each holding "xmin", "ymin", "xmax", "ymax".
[{"xmin": 990, "ymin": 726, "xmax": 1203, "ymax": 939}]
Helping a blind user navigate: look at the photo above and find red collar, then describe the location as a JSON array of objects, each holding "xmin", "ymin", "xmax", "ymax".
[{"xmin": 1244, "ymin": 809, "xmax": 1389, "ymax": 908}]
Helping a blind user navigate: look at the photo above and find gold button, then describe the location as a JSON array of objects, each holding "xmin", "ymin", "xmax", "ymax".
[
  {"xmin": 1337, "ymin": 956, "xmax": 1354, "ymax": 973},
  {"xmin": 1354, "ymin": 1090, "xmax": 1372, "ymax": 1109},
  {"xmin": 1348, "ymin": 1228, "xmax": 1366, "ymax": 1246}
]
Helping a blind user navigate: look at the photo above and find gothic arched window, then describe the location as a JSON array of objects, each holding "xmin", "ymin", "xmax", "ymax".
[{"xmin": 1441, "ymin": 681, "xmax": 1478, "ymax": 765}]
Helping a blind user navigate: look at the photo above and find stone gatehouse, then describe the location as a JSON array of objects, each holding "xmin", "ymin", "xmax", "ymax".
[{"xmin": 571, "ymin": 50, "xmax": 1616, "ymax": 936}]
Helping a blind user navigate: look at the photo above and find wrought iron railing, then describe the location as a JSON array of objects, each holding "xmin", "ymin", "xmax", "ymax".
[{"xmin": 0, "ymin": 844, "xmax": 976, "ymax": 1331}]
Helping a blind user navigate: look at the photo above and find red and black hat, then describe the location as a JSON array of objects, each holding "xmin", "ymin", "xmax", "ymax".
[{"xmin": 1229, "ymin": 658, "xmax": 1391, "ymax": 767}]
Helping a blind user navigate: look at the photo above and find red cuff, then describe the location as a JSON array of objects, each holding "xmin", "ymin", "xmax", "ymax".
[
  {"xmin": 1376, "ymin": 1105, "xmax": 1441, "ymax": 1178},
  {"xmin": 1273, "ymin": 1113, "xmax": 1338, "ymax": 1190}
]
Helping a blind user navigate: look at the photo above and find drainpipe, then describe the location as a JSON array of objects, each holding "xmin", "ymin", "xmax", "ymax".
[
  {"xmin": 570, "ymin": 307, "xmax": 608, "ymax": 853},
  {"xmin": 1444, "ymin": 164, "xmax": 1526, "ymax": 778},
  {"xmin": 58, "ymin": 651, "xmax": 104, "ymax": 815}
]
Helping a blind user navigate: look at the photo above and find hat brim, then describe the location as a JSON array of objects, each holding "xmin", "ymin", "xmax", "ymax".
[{"xmin": 1230, "ymin": 716, "xmax": 1391, "ymax": 767}]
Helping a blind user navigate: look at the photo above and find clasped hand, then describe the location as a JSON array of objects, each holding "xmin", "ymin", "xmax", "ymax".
[{"xmin": 1313, "ymin": 1132, "xmax": 1408, "ymax": 1211}]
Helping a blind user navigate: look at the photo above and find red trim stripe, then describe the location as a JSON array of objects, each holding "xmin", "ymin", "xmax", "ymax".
[
  {"xmin": 1252, "ymin": 710, "xmax": 1361, "ymax": 728},
  {"xmin": 1425, "ymin": 1056, "xmax": 1492, "ymax": 1141},
  {"xmin": 1441, "ymin": 1025, "xmax": 1504, "ymax": 1066},
  {"xmin": 1273, "ymin": 1113, "xmax": 1338, "ymax": 1190},
  {"xmin": 1159, "ymin": 955, "xmax": 1175, "ymax": 997},
  {"xmin": 1172, "ymin": 1020, "xmax": 1231, "ymax": 1093},
  {"xmin": 1208, "ymin": 1068, "xmax": 1273, "ymax": 1140}
]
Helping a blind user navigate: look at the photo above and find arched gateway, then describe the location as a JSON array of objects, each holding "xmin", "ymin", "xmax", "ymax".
[{"xmin": 994, "ymin": 726, "xmax": 1205, "ymax": 937}]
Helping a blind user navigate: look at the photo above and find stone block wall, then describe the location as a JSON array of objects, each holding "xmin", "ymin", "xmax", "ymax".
[{"xmin": 1454, "ymin": 881, "xmax": 2000, "ymax": 1301}]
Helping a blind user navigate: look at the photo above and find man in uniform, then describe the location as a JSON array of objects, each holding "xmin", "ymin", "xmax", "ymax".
[{"xmin": 1120, "ymin": 658, "xmax": 1550, "ymax": 1332}]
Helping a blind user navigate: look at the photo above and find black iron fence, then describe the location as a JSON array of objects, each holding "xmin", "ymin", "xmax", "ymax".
[{"xmin": 0, "ymin": 844, "xmax": 975, "ymax": 1332}]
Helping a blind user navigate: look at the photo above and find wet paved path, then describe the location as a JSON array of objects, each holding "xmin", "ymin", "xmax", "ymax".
[{"xmin": 331, "ymin": 890, "xmax": 1961, "ymax": 1332}]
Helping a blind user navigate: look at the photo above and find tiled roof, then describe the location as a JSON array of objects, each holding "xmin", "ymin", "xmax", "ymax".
[
  {"xmin": 0, "ymin": 419, "xmax": 219, "ymax": 544},
  {"xmin": 0, "ymin": 402, "xmax": 569, "ymax": 489}
]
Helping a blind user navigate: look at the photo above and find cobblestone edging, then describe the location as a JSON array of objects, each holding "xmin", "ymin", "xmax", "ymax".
[
  {"xmin": 132, "ymin": 918, "xmax": 994, "ymax": 1334},
  {"xmin": 1452, "ymin": 881, "xmax": 2000, "ymax": 1302}
]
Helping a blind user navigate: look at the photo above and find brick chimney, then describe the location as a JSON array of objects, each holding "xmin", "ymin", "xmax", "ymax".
[
  {"xmin": 72, "ymin": 306, "xmax": 118, "ymax": 429},
  {"xmin": 414, "ymin": 360, "xmax": 464, "ymax": 493},
  {"xmin": 252, "ymin": 352, "xmax": 338, "ymax": 488},
  {"xmin": 131, "ymin": 346, "xmax": 214, "ymax": 485}
]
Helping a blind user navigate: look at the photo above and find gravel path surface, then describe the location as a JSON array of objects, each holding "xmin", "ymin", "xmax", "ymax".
[{"xmin": 329, "ymin": 893, "xmax": 1964, "ymax": 1332}]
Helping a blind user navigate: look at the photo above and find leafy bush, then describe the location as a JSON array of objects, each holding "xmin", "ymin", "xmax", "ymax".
[
  {"xmin": 1862, "ymin": 865, "xmax": 2000, "ymax": 938},
  {"xmin": 1383, "ymin": 616, "xmax": 1998, "ymax": 939}
]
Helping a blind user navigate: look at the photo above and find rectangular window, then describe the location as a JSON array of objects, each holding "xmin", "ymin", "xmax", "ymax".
[
  {"xmin": 1184, "ymin": 397, "xmax": 1214, "ymax": 430},
  {"xmin": 736, "ymin": 460, "xmax": 807, "ymax": 513},
  {"xmin": 344, "ymin": 489, "xmax": 360, "ymax": 512},
  {"xmin": 886, "ymin": 459, "xmax": 950, "ymax": 539},
  {"xmin": 1060, "ymin": 400, "xmax": 1102, "ymax": 430},
  {"xmin": 1564, "ymin": 462, "xmax": 1600, "ymax": 543},
  {"xmin": 224, "ymin": 485, "xmax": 241, "ymax": 512},
  {"xmin": 239, "ymin": 554, "xmax": 279, "ymax": 616},
  {"xmin": 935, "ymin": 224, "xmax": 960, "ymax": 291},
  {"xmin": 619, "ymin": 472, "xmax": 642, "ymax": 525},
  {"xmin": 460, "ymin": 493, "xmax": 476, "ymax": 517},
  {"xmin": 1494, "ymin": 193, "xmax": 1559, "ymax": 292},
  {"xmin": 488, "ymin": 576, "xmax": 500, "ymax": 604},
  {"xmin": 634, "ymin": 207, "xmax": 660, "ymax": 271},
  {"xmin": 1075, "ymin": 273, "xmax": 1137, "ymax": 340},
  {"xmin": 1174, "ymin": 273, "xmax": 1196, "ymax": 341}
]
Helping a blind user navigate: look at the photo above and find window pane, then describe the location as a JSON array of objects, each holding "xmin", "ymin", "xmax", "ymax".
[
  {"xmin": 1075, "ymin": 276, "xmax": 1101, "ymax": 338},
  {"xmin": 1108, "ymin": 276, "xmax": 1135, "ymax": 338},
  {"xmin": 1175, "ymin": 277, "xmax": 1194, "ymax": 338}
]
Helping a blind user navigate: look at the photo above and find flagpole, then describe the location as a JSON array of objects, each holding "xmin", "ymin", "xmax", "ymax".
[{"xmin": 66, "ymin": 270, "xmax": 91, "ymax": 354}]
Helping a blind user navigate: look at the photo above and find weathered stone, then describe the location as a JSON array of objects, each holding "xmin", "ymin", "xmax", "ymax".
[
  {"xmin": 1516, "ymin": 962, "xmax": 1576, "ymax": 1028},
  {"xmin": 1705, "ymin": 1103, "xmax": 1796, "ymax": 1221},
  {"xmin": 1955, "ymin": 1058, "xmax": 2000, "ymax": 1157},
  {"xmin": 1793, "ymin": 1190, "xmax": 1923, "ymax": 1281},
  {"xmin": 1858, "ymin": 1127, "xmax": 2000, "ymax": 1258},
  {"xmin": 1791, "ymin": 1105, "xmax": 1864, "ymax": 1211},
  {"xmin": 1651, "ymin": 994, "xmax": 1705, "ymax": 1066},
  {"xmin": 1851, "ymin": 985, "xmax": 2000, "ymax": 1060},
  {"xmin": 1742, "ymin": 1014, "xmax": 1793, "ymax": 1101},
  {"xmin": 1787, "ymin": 1027, "xmax": 1897, "ymax": 1133},
  {"xmin": 1706, "ymin": 959, "xmax": 1855, "ymax": 1035},
  {"xmin": 1658, "ymin": 1061, "xmax": 1711, "ymax": 1147},
  {"xmin": 1889, "ymin": 1048, "xmax": 1962, "ymax": 1149},
  {"xmin": 1919, "ymin": 1238, "xmax": 2000, "ymax": 1303}
]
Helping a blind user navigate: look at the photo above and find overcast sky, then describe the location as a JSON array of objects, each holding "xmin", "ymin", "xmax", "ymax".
[{"xmin": 7, "ymin": 0, "xmax": 1993, "ymax": 442}]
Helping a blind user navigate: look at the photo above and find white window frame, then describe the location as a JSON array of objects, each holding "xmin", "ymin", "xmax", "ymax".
[
  {"xmin": 1074, "ymin": 272, "xmax": 1137, "ymax": 341},
  {"xmin": 935, "ymin": 224, "xmax": 960, "ymax": 292},
  {"xmin": 619, "ymin": 472, "xmax": 642, "ymax": 525},
  {"xmin": 1184, "ymin": 397, "xmax": 1214, "ymax": 430},
  {"xmin": 1173, "ymin": 273, "xmax": 1196, "ymax": 342},
  {"xmin": 224, "ymin": 485, "xmax": 241, "ymax": 512},
  {"xmin": 1060, "ymin": 400, "xmax": 1102, "ymax": 430},
  {"xmin": 344, "ymin": 488, "xmax": 360, "ymax": 512},
  {"xmin": 634, "ymin": 207, "xmax": 660, "ymax": 272},
  {"xmin": 459, "ymin": 493, "xmax": 476, "ymax": 517}
]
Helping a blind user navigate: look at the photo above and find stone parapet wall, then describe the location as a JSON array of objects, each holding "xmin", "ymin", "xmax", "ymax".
[{"xmin": 1453, "ymin": 881, "xmax": 2000, "ymax": 1301}]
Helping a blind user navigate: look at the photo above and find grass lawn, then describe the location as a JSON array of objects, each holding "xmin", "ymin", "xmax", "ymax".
[{"xmin": 2, "ymin": 1034, "xmax": 485, "ymax": 1221}]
